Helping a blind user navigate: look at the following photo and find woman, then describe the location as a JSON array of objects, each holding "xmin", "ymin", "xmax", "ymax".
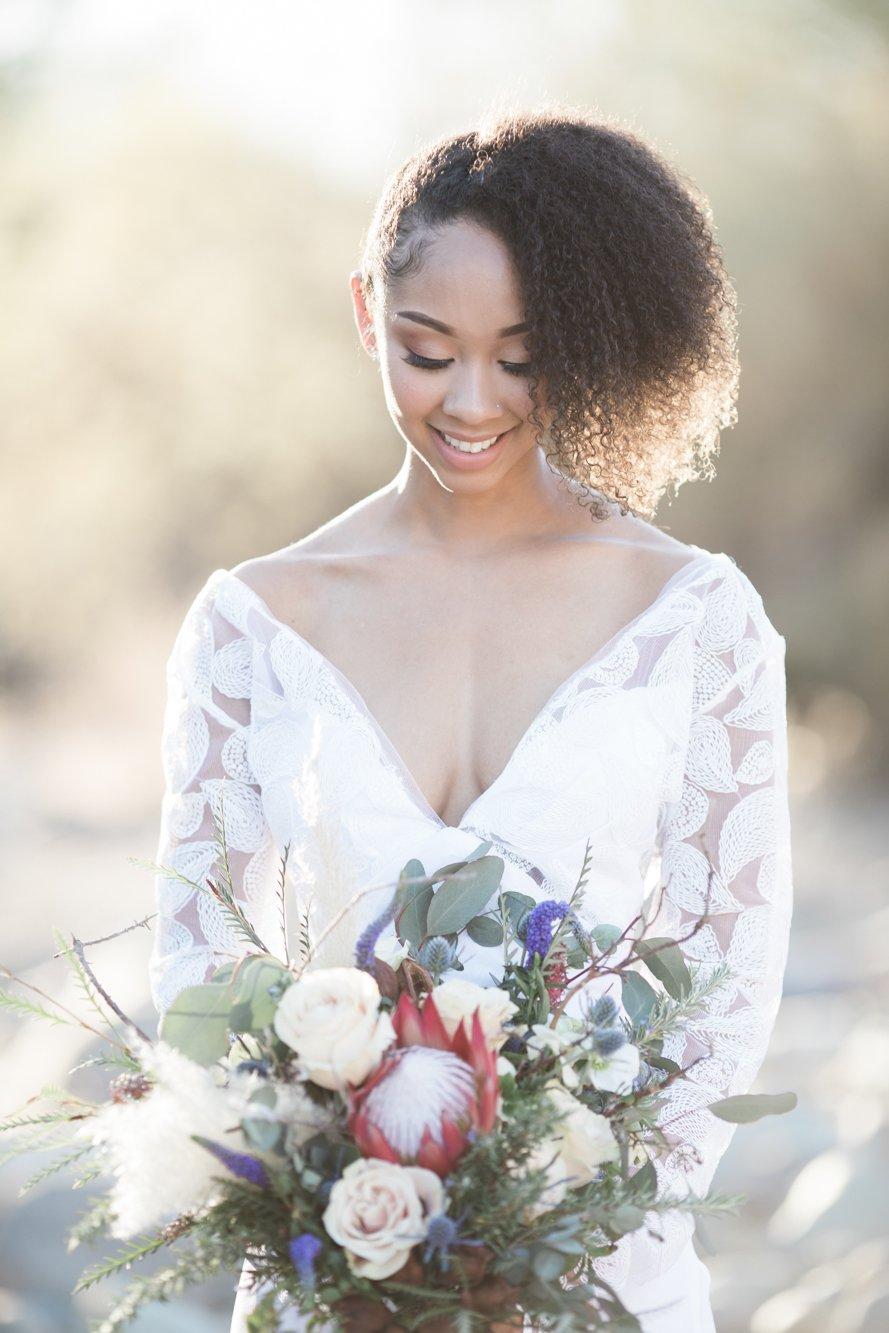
[{"xmin": 149, "ymin": 108, "xmax": 793, "ymax": 1332}]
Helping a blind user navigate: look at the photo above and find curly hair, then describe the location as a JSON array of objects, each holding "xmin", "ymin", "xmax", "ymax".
[{"xmin": 359, "ymin": 104, "xmax": 739, "ymax": 520}]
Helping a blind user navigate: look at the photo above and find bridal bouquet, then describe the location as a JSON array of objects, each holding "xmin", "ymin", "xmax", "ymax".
[{"xmin": 0, "ymin": 808, "xmax": 796, "ymax": 1332}]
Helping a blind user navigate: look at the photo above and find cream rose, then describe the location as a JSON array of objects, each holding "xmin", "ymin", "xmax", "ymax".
[
  {"xmin": 516, "ymin": 1085, "xmax": 619, "ymax": 1221},
  {"xmin": 322, "ymin": 1157, "xmax": 444, "ymax": 1280},
  {"xmin": 273, "ymin": 967, "xmax": 395, "ymax": 1091},
  {"xmin": 427, "ymin": 978, "xmax": 518, "ymax": 1051},
  {"xmin": 546, "ymin": 1082, "xmax": 620, "ymax": 1185},
  {"xmin": 520, "ymin": 1142, "xmax": 570, "ymax": 1221}
]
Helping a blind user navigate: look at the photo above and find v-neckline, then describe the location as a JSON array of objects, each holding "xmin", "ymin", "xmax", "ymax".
[{"xmin": 222, "ymin": 548, "xmax": 715, "ymax": 831}]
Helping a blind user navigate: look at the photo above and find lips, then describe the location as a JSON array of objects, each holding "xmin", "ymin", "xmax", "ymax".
[{"xmin": 432, "ymin": 426, "xmax": 509, "ymax": 452}]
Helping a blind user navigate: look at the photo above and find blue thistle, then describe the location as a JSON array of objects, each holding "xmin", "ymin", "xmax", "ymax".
[
  {"xmin": 193, "ymin": 1136, "xmax": 269, "ymax": 1188},
  {"xmin": 592, "ymin": 1027, "xmax": 627, "ymax": 1056},
  {"xmin": 354, "ymin": 894, "xmax": 398, "ymax": 972},
  {"xmin": 422, "ymin": 1209, "xmax": 484, "ymax": 1273},
  {"xmin": 590, "ymin": 994, "xmax": 618, "ymax": 1026},
  {"xmin": 289, "ymin": 1233, "xmax": 323, "ymax": 1292},
  {"xmin": 523, "ymin": 899, "xmax": 571, "ymax": 965},
  {"xmin": 418, "ymin": 936, "xmax": 456, "ymax": 976}
]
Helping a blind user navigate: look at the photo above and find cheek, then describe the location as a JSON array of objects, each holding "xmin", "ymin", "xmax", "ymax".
[{"xmin": 385, "ymin": 360, "xmax": 440, "ymax": 417}]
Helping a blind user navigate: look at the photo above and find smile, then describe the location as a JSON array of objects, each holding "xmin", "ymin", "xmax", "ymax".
[{"xmin": 435, "ymin": 429, "xmax": 506, "ymax": 454}]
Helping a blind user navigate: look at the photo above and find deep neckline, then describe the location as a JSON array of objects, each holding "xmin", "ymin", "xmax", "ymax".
[{"xmin": 220, "ymin": 548, "xmax": 720, "ymax": 831}]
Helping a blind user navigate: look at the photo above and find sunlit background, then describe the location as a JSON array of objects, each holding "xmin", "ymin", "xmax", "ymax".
[{"xmin": 1, "ymin": 1, "xmax": 887, "ymax": 1329}]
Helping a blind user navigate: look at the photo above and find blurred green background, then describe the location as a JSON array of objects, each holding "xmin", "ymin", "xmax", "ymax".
[{"xmin": 1, "ymin": 2, "xmax": 887, "ymax": 1330}]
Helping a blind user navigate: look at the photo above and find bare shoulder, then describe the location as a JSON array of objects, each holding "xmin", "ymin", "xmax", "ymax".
[
  {"xmin": 229, "ymin": 489, "xmax": 391, "ymax": 625},
  {"xmin": 575, "ymin": 505, "xmax": 706, "ymax": 582}
]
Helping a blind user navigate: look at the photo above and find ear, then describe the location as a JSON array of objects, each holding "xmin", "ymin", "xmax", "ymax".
[{"xmin": 349, "ymin": 270, "xmax": 378, "ymax": 359}]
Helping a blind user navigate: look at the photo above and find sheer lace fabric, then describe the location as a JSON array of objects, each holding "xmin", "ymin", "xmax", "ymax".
[{"xmin": 149, "ymin": 546, "xmax": 792, "ymax": 1329}]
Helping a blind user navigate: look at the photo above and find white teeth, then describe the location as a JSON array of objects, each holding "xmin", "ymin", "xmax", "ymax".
[{"xmin": 441, "ymin": 431, "xmax": 501, "ymax": 454}]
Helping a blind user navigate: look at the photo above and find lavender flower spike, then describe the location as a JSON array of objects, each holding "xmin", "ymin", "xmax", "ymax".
[
  {"xmin": 354, "ymin": 893, "xmax": 398, "ymax": 972},
  {"xmin": 523, "ymin": 899, "xmax": 571, "ymax": 965},
  {"xmin": 289, "ymin": 1232, "xmax": 323, "ymax": 1291},
  {"xmin": 193, "ymin": 1135, "xmax": 269, "ymax": 1188}
]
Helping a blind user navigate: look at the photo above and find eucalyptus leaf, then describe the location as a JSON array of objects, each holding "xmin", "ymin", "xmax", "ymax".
[
  {"xmin": 396, "ymin": 861, "xmax": 432, "ymax": 948},
  {"xmin": 708, "ymin": 1091, "xmax": 798, "ymax": 1123},
  {"xmin": 224, "ymin": 955, "xmax": 290, "ymax": 1033},
  {"xmin": 592, "ymin": 923, "xmax": 622, "ymax": 951},
  {"xmin": 430, "ymin": 840, "xmax": 494, "ymax": 882},
  {"xmin": 634, "ymin": 937, "xmax": 692, "ymax": 999},
  {"xmin": 530, "ymin": 1246, "xmax": 571, "ymax": 1282},
  {"xmin": 647, "ymin": 1053, "xmax": 681, "ymax": 1076},
  {"xmin": 466, "ymin": 915, "xmax": 504, "ymax": 947},
  {"xmin": 503, "ymin": 891, "xmax": 537, "ymax": 933},
  {"xmin": 620, "ymin": 971, "xmax": 658, "ymax": 1026},
  {"xmin": 242, "ymin": 1117, "xmax": 283, "ymax": 1153},
  {"xmin": 628, "ymin": 1156, "xmax": 657, "ymax": 1200},
  {"xmin": 426, "ymin": 856, "xmax": 504, "ymax": 937},
  {"xmin": 159, "ymin": 981, "xmax": 232, "ymax": 1066}
]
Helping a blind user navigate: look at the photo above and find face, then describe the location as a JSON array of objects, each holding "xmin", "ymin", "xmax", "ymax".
[{"xmin": 350, "ymin": 219, "xmax": 548, "ymax": 488}]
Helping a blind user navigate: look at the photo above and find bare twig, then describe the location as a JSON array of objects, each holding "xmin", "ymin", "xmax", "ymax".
[
  {"xmin": 52, "ymin": 915, "xmax": 156, "ymax": 958},
  {"xmin": 0, "ymin": 966, "xmax": 129, "ymax": 1053},
  {"xmin": 67, "ymin": 939, "xmax": 151, "ymax": 1044}
]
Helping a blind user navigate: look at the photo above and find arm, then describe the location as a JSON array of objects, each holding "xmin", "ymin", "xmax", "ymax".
[
  {"xmin": 149, "ymin": 573, "xmax": 279, "ymax": 1019},
  {"xmin": 594, "ymin": 563, "xmax": 794, "ymax": 1291}
]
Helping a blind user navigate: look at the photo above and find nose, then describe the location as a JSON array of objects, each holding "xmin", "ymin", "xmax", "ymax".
[{"xmin": 441, "ymin": 363, "xmax": 504, "ymax": 426}]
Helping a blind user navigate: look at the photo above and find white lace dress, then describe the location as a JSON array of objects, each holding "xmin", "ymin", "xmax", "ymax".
[{"xmin": 149, "ymin": 545, "xmax": 793, "ymax": 1332}]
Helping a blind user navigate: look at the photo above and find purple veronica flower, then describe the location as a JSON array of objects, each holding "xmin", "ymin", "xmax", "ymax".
[
  {"xmin": 523, "ymin": 899, "xmax": 571, "ymax": 965},
  {"xmin": 354, "ymin": 894, "xmax": 398, "ymax": 972},
  {"xmin": 193, "ymin": 1136, "xmax": 269, "ymax": 1188},
  {"xmin": 289, "ymin": 1232, "xmax": 323, "ymax": 1291}
]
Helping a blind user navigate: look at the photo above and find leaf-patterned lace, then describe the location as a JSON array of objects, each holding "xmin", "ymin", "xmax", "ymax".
[{"xmin": 149, "ymin": 548, "xmax": 793, "ymax": 1312}]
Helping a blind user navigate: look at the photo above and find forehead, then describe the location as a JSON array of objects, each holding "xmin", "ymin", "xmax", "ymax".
[{"xmin": 387, "ymin": 218, "xmax": 525, "ymax": 337}]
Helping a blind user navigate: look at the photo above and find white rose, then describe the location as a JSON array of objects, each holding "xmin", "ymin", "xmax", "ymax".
[
  {"xmin": 428, "ymin": 979, "xmax": 518, "ymax": 1051},
  {"xmin": 546, "ymin": 1082, "xmax": 620, "ymax": 1186},
  {"xmin": 518, "ymin": 1142, "xmax": 569, "ymax": 1221},
  {"xmin": 322, "ymin": 1157, "xmax": 444, "ymax": 1280},
  {"xmin": 273, "ymin": 968, "xmax": 395, "ymax": 1091}
]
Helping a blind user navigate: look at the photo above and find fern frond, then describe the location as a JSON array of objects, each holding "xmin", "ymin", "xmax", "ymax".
[
  {"xmin": 74, "ymin": 1231, "xmax": 171, "ymax": 1292},
  {"xmin": 19, "ymin": 1144, "xmax": 96, "ymax": 1195},
  {"xmin": 0, "ymin": 989, "xmax": 76, "ymax": 1027}
]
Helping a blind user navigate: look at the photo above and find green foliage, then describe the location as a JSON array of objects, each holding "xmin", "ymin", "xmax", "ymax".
[
  {"xmin": 708, "ymin": 1091, "xmax": 798, "ymax": 1122},
  {"xmin": 425, "ymin": 856, "xmax": 504, "ymax": 937},
  {"xmin": 159, "ymin": 952, "xmax": 290, "ymax": 1064},
  {"xmin": 633, "ymin": 937, "xmax": 692, "ymax": 999},
  {"xmin": 620, "ymin": 970, "xmax": 658, "ymax": 1025}
]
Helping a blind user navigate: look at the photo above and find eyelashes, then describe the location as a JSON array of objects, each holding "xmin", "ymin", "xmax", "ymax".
[{"xmin": 402, "ymin": 351, "xmax": 533, "ymax": 377}]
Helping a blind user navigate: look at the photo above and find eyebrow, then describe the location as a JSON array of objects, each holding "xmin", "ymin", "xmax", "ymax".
[{"xmin": 395, "ymin": 310, "xmax": 529, "ymax": 338}]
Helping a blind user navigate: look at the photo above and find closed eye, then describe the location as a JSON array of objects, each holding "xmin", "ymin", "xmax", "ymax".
[{"xmin": 402, "ymin": 351, "xmax": 533, "ymax": 377}]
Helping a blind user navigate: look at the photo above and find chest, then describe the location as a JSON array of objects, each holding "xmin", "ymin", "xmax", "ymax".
[{"xmin": 279, "ymin": 546, "xmax": 691, "ymax": 829}]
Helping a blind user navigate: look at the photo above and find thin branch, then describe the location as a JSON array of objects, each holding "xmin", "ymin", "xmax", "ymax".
[
  {"xmin": 68, "ymin": 939, "xmax": 151, "ymax": 1043},
  {"xmin": 53, "ymin": 915, "xmax": 156, "ymax": 956},
  {"xmin": 0, "ymin": 966, "xmax": 129, "ymax": 1053}
]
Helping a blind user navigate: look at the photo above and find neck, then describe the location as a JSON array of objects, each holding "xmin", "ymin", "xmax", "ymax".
[{"xmin": 382, "ymin": 444, "xmax": 595, "ymax": 553}]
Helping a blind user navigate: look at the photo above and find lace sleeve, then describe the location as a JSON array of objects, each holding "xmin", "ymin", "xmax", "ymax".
[
  {"xmin": 594, "ymin": 561, "xmax": 794, "ymax": 1293},
  {"xmin": 148, "ymin": 573, "xmax": 279, "ymax": 1020}
]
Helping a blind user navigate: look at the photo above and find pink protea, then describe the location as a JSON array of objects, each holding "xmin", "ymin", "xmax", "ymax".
[{"xmin": 347, "ymin": 992, "xmax": 500, "ymax": 1177}]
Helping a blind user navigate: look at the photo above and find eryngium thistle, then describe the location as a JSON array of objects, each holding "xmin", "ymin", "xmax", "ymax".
[
  {"xmin": 592, "ymin": 1027, "xmax": 627, "ymax": 1057},
  {"xmin": 418, "ymin": 936, "xmax": 456, "ymax": 976},
  {"xmin": 590, "ymin": 994, "xmax": 619, "ymax": 1026}
]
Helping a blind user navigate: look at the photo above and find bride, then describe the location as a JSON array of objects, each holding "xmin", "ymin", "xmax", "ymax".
[{"xmin": 149, "ymin": 107, "xmax": 793, "ymax": 1332}]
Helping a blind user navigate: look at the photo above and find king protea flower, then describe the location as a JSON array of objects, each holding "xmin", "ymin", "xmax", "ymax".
[{"xmin": 347, "ymin": 992, "xmax": 499, "ymax": 1177}]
